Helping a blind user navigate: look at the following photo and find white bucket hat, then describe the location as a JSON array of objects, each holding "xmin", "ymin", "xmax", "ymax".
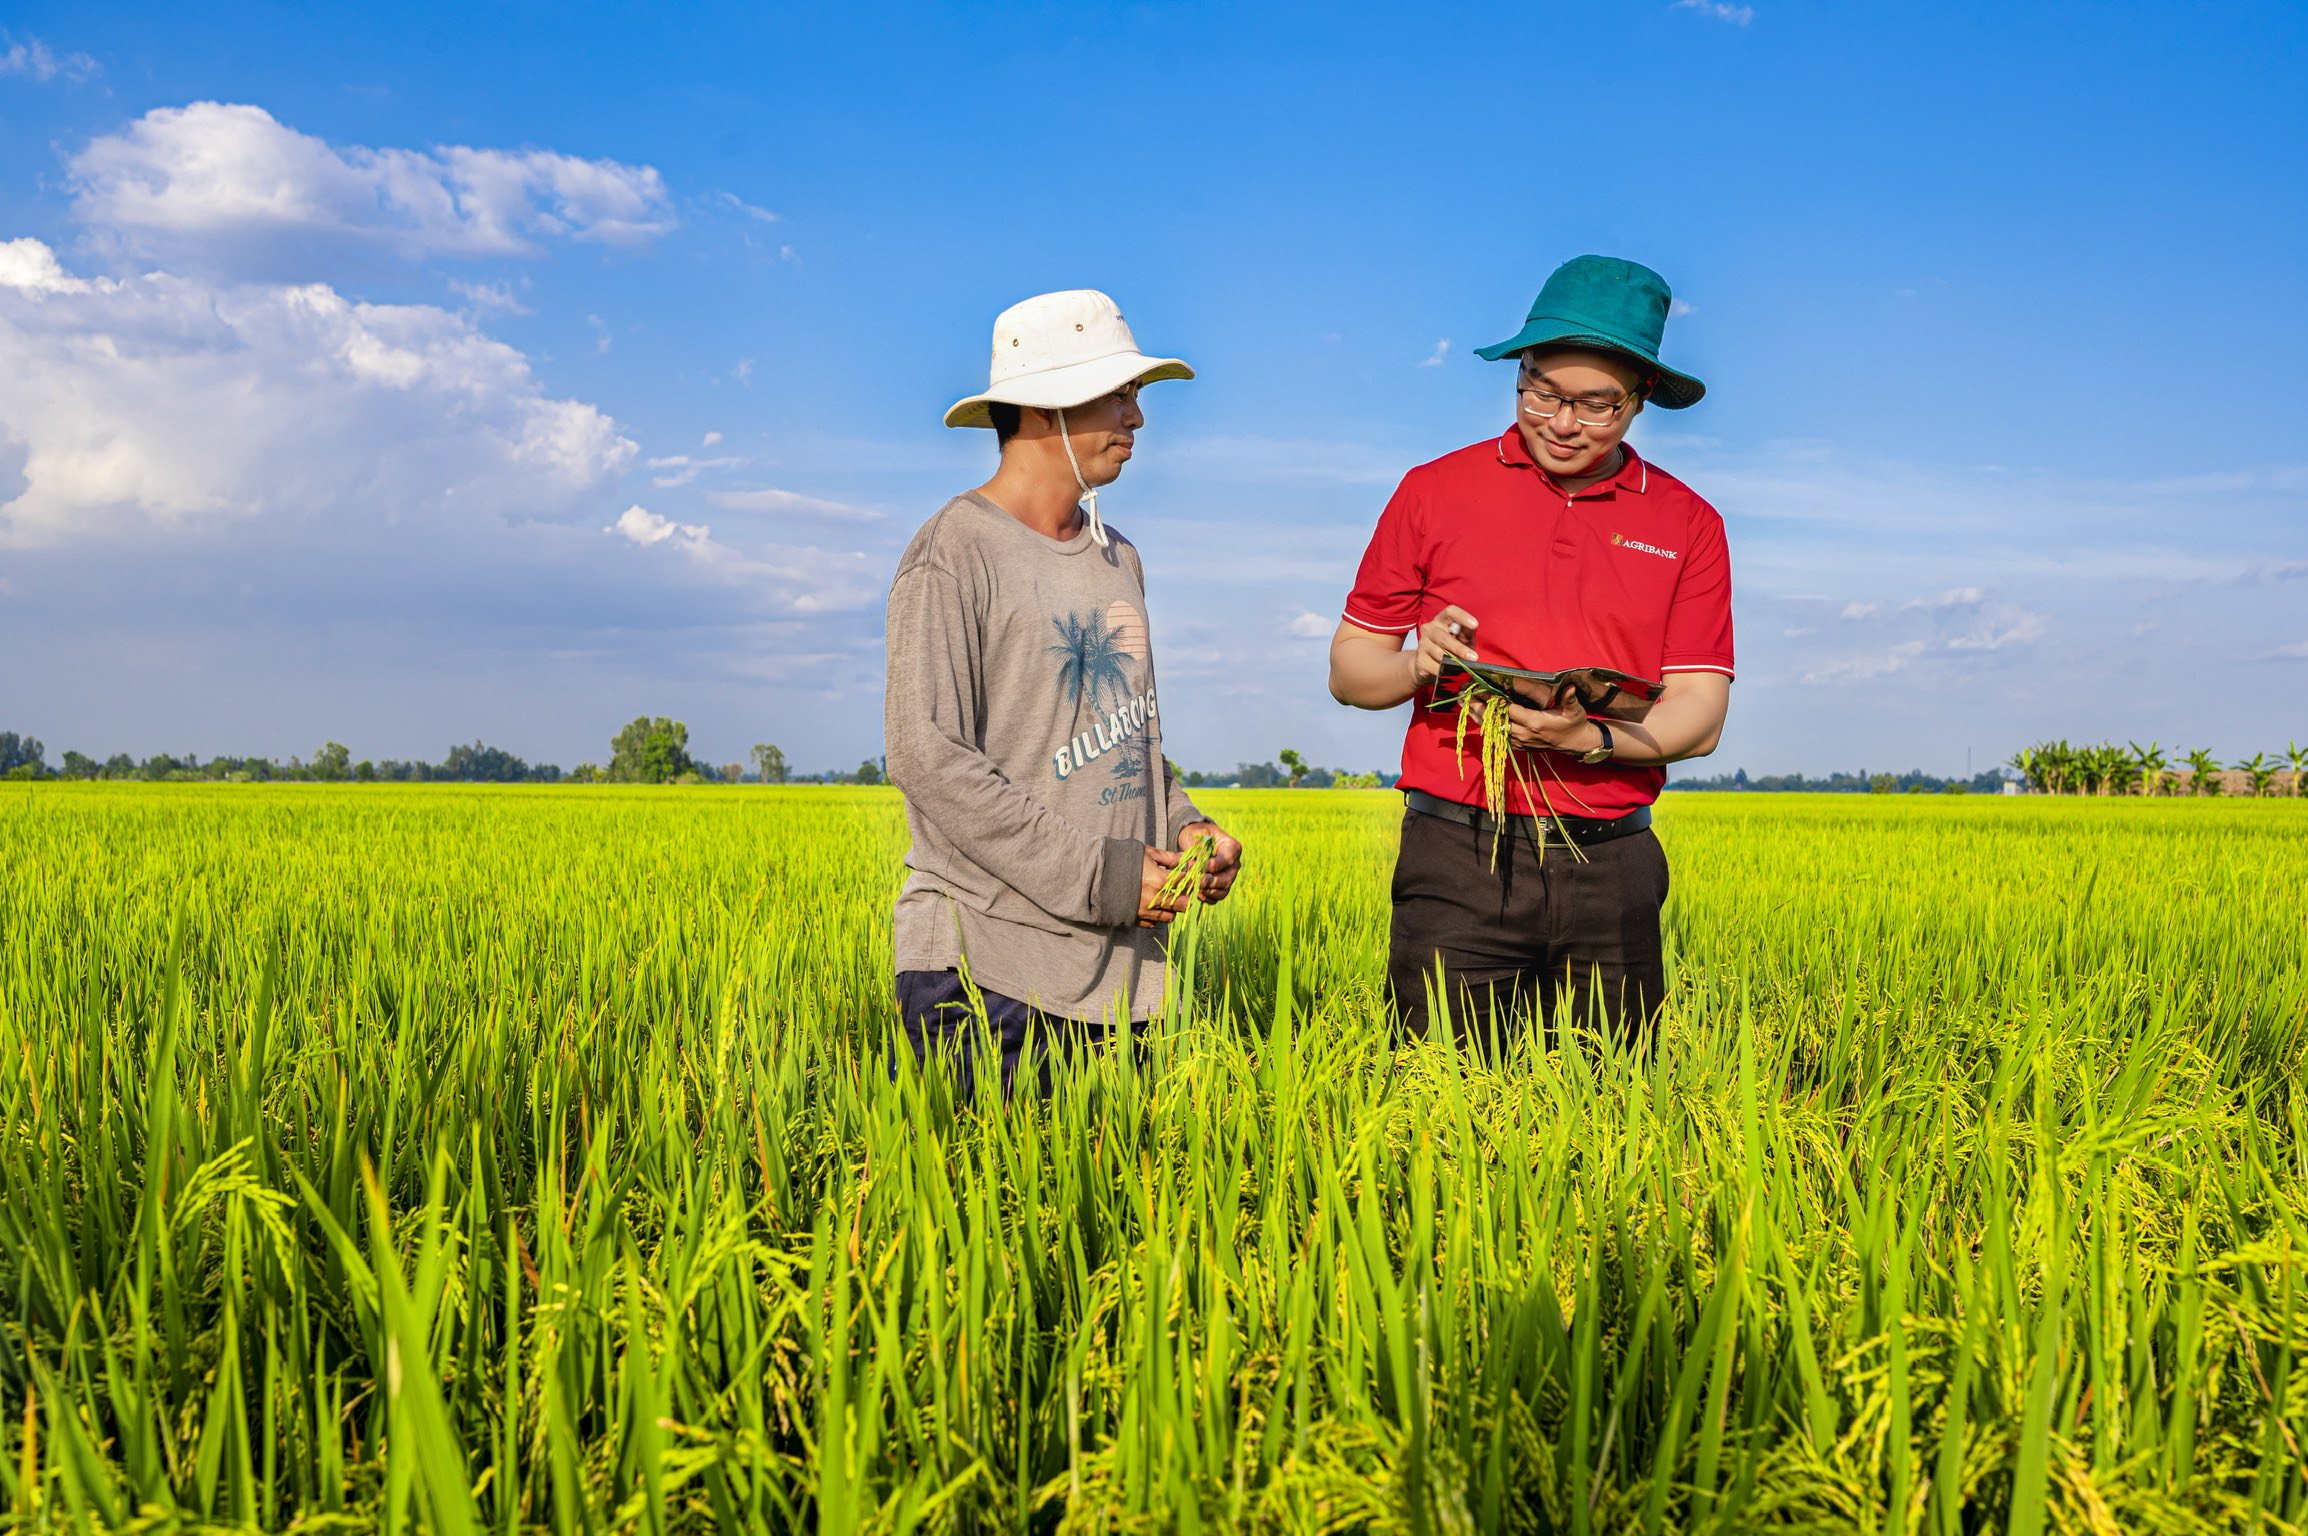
[
  {"xmin": 944, "ymin": 289, "xmax": 1193, "ymax": 430},
  {"xmin": 944, "ymin": 289, "xmax": 1192, "ymax": 548}
]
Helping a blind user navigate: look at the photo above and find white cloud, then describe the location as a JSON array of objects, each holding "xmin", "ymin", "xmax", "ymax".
[
  {"xmin": 701, "ymin": 430, "xmax": 722, "ymax": 448},
  {"xmin": 1944, "ymin": 611, "xmax": 2047, "ymax": 651},
  {"xmin": 1801, "ymin": 641, "xmax": 1924, "ymax": 685},
  {"xmin": 1902, "ymin": 586, "xmax": 1983, "ymax": 611},
  {"xmin": 1673, "ymin": 0, "xmax": 1755, "ymax": 24},
  {"xmin": 67, "ymin": 103, "xmax": 673, "ymax": 274},
  {"xmin": 716, "ymin": 191, "xmax": 778, "ymax": 224},
  {"xmin": 1285, "ymin": 609, "xmax": 1334, "ymax": 638},
  {"xmin": 1657, "ymin": 431, "xmax": 2308, "ymax": 770},
  {"xmin": 0, "ymin": 237, "xmax": 86, "ymax": 295},
  {"xmin": 0, "ymin": 35, "xmax": 98, "ymax": 82},
  {"xmin": 1417, "ymin": 338, "xmax": 1450, "ymax": 369},
  {"xmin": 0, "ymin": 237, "xmax": 635, "ymax": 546},
  {"xmin": 1796, "ymin": 584, "xmax": 2047, "ymax": 683},
  {"xmin": 448, "ymin": 278, "xmax": 531, "ymax": 315},
  {"xmin": 1669, "ymin": 298, "xmax": 1696, "ymax": 317},
  {"xmin": 645, "ymin": 453, "xmax": 741, "ymax": 487},
  {"xmin": 605, "ymin": 502, "xmax": 877, "ymax": 614},
  {"xmin": 708, "ymin": 487, "xmax": 881, "ymax": 523},
  {"xmin": 607, "ymin": 504, "xmax": 708, "ymax": 546}
]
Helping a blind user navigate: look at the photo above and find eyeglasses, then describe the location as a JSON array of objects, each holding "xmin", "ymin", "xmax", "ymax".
[{"xmin": 1517, "ymin": 374, "xmax": 1640, "ymax": 428}]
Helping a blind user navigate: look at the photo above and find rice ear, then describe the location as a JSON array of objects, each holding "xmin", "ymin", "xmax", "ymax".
[{"xmin": 1450, "ymin": 683, "xmax": 1592, "ymax": 866}]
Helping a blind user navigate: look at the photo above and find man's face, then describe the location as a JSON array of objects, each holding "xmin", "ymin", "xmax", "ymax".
[
  {"xmin": 1514, "ymin": 348, "xmax": 1646, "ymax": 479},
  {"xmin": 1032, "ymin": 382, "xmax": 1144, "ymax": 488}
]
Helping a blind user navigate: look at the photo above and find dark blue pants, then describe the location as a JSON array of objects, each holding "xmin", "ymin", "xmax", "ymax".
[{"xmin": 895, "ymin": 970, "xmax": 1143, "ymax": 1100}]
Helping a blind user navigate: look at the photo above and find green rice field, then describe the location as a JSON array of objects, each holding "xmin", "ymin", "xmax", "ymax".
[{"xmin": 1, "ymin": 784, "xmax": 2304, "ymax": 1532}]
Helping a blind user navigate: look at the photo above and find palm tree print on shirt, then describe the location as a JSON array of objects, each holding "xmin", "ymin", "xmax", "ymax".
[{"xmin": 1048, "ymin": 607, "xmax": 1138, "ymax": 710}]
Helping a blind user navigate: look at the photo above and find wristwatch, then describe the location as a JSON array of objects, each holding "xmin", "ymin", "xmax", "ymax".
[{"xmin": 1579, "ymin": 720, "xmax": 1614, "ymax": 765}]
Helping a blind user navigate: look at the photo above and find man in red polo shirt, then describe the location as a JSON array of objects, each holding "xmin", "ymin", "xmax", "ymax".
[{"xmin": 1328, "ymin": 254, "xmax": 1733, "ymax": 1048}]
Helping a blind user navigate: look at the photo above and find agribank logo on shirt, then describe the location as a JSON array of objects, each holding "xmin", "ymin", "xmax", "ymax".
[
  {"xmin": 1047, "ymin": 598, "xmax": 1159, "ymax": 784},
  {"xmin": 1610, "ymin": 532, "xmax": 1680, "ymax": 561}
]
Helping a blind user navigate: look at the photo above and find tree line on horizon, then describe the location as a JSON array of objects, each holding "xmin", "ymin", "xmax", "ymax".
[
  {"xmin": 10, "ymin": 725, "xmax": 2300, "ymax": 797},
  {"xmin": 0, "ymin": 722, "xmax": 882, "ymax": 787},
  {"xmin": 1184, "ymin": 748, "xmax": 1390, "ymax": 790},
  {"xmin": 1669, "ymin": 766, "xmax": 2021, "ymax": 794},
  {"xmin": 2007, "ymin": 739, "xmax": 2307, "ymax": 797}
]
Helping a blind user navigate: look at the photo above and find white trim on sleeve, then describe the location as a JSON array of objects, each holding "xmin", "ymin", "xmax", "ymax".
[
  {"xmin": 1660, "ymin": 663, "xmax": 1736, "ymax": 678},
  {"xmin": 1341, "ymin": 608, "xmax": 1417, "ymax": 635}
]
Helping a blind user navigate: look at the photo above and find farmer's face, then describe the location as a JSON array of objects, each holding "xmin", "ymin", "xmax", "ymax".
[
  {"xmin": 1514, "ymin": 348, "xmax": 1645, "ymax": 480},
  {"xmin": 1029, "ymin": 382, "xmax": 1143, "ymax": 489}
]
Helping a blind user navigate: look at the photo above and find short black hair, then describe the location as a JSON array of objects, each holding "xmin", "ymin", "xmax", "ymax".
[
  {"xmin": 988, "ymin": 401, "xmax": 1022, "ymax": 446},
  {"xmin": 1518, "ymin": 346, "xmax": 1652, "ymax": 399}
]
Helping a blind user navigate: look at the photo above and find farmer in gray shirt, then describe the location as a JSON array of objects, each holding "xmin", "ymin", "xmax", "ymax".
[{"xmin": 885, "ymin": 289, "xmax": 1242, "ymax": 1097}]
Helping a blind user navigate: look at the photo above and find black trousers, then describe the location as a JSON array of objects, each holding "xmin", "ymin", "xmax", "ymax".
[
  {"xmin": 1385, "ymin": 808, "xmax": 1670, "ymax": 1051},
  {"xmin": 895, "ymin": 969, "xmax": 1143, "ymax": 1100}
]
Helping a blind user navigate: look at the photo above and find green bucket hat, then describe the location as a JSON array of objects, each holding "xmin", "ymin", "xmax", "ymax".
[{"xmin": 1473, "ymin": 255, "xmax": 1705, "ymax": 410}]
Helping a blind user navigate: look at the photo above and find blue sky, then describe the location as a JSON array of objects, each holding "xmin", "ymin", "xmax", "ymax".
[{"xmin": 2, "ymin": 1, "xmax": 2303, "ymax": 777}]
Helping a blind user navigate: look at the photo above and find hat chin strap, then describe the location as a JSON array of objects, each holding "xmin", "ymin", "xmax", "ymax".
[{"xmin": 1054, "ymin": 407, "xmax": 1108, "ymax": 548}]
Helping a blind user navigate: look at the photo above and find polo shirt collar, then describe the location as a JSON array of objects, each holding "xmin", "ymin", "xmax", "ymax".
[{"xmin": 1494, "ymin": 425, "xmax": 1652, "ymax": 496}]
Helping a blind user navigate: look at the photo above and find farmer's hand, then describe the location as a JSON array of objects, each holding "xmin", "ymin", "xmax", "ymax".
[
  {"xmin": 1178, "ymin": 821, "xmax": 1243, "ymax": 905},
  {"xmin": 1138, "ymin": 846, "xmax": 1186, "ymax": 927},
  {"xmin": 1504, "ymin": 693, "xmax": 1592, "ymax": 754},
  {"xmin": 1411, "ymin": 605, "xmax": 1482, "ymax": 687}
]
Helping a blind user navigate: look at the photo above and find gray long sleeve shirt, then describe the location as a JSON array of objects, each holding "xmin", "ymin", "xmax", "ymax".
[{"xmin": 884, "ymin": 492, "xmax": 1202, "ymax": 1021}]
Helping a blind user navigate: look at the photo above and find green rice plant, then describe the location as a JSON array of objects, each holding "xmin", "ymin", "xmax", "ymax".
[
  {"xmin": 0, "ymin": 784, "xmax": 2302, "ymax": 1532},
  {"xmin": 1157, "ymin": 835, "xmax": 1216, "ymax": 909}
]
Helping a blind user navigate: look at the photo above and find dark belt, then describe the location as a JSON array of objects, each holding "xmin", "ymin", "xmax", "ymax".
[{"xmin": 1404, "ymin": 788, "xmax": 1652, "ymax": 847}]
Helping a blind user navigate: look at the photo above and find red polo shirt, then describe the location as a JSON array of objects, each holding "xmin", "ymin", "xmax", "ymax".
[{"xmin": 1342, "ymin": 428, "xmax": 1735, "ymax": 819}]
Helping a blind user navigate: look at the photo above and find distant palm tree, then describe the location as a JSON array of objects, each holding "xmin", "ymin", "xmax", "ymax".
[
  {"xmin": 2238, "ymin": 752, "xmax": 2278, "ymax": 798},
  {"xmin": 1047, "ymin": 610, "xmax": 1133, "ymax": 711},
  {"xmin": 2129, "ymin": 740, "xmax": 2169, "ymax": 797},
  {"xmin": 2183, "ymin": 748, "xmax": 2222, "ymax": 797},
  {"xmin": 2037, "ymin": 739, "xmax": 2078, "ymax": 795},
  {"xmin": 2095, "ymin": 745, "xmax": 2140, "ymax": 798},
  {"xmin": 2011, "ymin": 743, "xmax": 2069, "ymax": 794},
  {"xmin": 2072, "ymin": 742, "xmax": 2105, "ymax": 796},
  {"xmin": 2287, "ymin": 740, "xmax": 2308, "ymax": 798}
]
